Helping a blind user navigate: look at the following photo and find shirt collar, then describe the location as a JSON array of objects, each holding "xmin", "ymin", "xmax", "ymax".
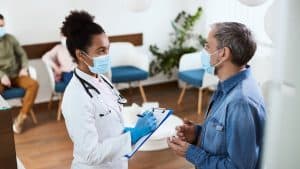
[
  {"xmin": 217, "ymin": 65, "xmax": 251, "ymax": 94},
  {"xmin": 75, "ymin": 68, "xmax": 100, "ymax": 84}
]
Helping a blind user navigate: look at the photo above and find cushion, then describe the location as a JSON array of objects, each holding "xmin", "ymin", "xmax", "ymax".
[
  {"xmin": 178, "ymin": 68, "xmax": 205, "ymax": 87},
  {"xmin": 2, "ymin": 88, "xmax": 25, "ymax": 99},
  {"xmin": 55, "ymin": 81, "xmax": 68, "ymax": 93},
  {"xmin": 111, "ymin": 66, "xmax": 148, "ymax": 83}
]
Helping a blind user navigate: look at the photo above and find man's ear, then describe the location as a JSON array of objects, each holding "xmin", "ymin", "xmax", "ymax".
[{"xmin": 220, "ymin": 47, "xmax": 231, "ymax": 61}]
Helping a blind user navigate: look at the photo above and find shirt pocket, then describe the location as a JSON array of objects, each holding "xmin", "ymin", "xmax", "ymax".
[{"xmin": 203, "ymin": 117, "xmax": 226, "ymax": 154}]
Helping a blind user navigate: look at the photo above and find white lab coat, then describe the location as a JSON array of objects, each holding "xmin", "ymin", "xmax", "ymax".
[{"xmin": 62, "ymin": 68, "xmax": 131, "ymax": 169}]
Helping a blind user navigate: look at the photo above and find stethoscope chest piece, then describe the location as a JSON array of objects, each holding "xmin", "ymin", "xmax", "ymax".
[{"xmin": 118, "ymin": 98, "xmax": 127, "ymax": 104}]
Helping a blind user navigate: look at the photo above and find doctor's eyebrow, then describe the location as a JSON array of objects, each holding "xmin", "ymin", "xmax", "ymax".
[
  {"xmin": 96, "ymin": 45, "xmax": 110, "ymax": 53},
  {"xmin": 95, "ymin": 47, "xmax": 107, "ymax": 52}
]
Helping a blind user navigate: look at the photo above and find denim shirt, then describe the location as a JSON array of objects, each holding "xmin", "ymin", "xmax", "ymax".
[{"xmin": 186, "ymin": 66, "xmax": 266, "ymax": 169}]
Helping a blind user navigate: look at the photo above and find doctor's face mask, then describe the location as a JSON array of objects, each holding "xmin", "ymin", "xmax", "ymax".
[
  {"xmin": 80, "ymin": 33, "xmax": 110, "ymax": 74},
  {"xmin": 81, "ymin": 51, "xmax": 111, "ymax": 74}
]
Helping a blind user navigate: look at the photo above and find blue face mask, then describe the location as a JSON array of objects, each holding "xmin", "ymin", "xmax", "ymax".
[
  {"xmin": 0, "ymin": 27, "xmax": 6, "ymax": 38},
  {"xmin": 201, "ymin": 49, "xmax": 222, "ymax": 75},
  {"xmin": 82, "ymin": 51, "xmax": 111, "ymax": 74}
]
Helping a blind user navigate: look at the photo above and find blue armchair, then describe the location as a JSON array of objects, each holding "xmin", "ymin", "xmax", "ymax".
[
  {"xmin": 110, "ymin": 42, "xmax": 149, "ymax": 102},
  {"xmin": 177, "ymin": 51, "xmax": 218, "ymax": 115},
  {"xmin": 1, "ymin": 66, "xmax": 38, "ymax": 124},
  {"xmin": 43, "ymin": 60, "xmax": 72, "ymax": 121}
]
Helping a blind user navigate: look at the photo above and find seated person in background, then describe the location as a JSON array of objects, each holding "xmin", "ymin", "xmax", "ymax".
[
  {"xmin": 0, "ymin": 14, "xmax": 39, "ymax": 134},
  {"xmin": 42, "ymin": 33, "xmax": 76, "ymax": 84}
]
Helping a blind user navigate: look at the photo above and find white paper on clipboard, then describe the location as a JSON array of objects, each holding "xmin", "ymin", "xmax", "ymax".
[{"xmin": 125, "ymin": 108, "xmax": 173, "ymax": 158}]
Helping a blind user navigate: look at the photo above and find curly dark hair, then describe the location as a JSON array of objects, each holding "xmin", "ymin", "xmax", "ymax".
[{"xmin": 61, "ymin": 10, "xmax": 105, "ymax": 62}]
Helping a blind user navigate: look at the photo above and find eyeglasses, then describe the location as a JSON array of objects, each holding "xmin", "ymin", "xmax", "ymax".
[
  {"xmin": 204, "ymin": 43, "xmax": 227, "ymax": 52},
  {"xmin": 204, "ymin": 43, "xmax": 209, "ymax": 50}
]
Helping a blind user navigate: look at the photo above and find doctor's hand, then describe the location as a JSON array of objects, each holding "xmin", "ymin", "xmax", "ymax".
[
  {"xmin": 125, "ymin": 111, "xmax": 157, "ymax": 144},
  {"xmin": 167, "ymin": 136, "xmax": 190, "ymax": 157},
  {"xmin": 176, "ymin": 118, "xmax": 196, "ymax": 144}
]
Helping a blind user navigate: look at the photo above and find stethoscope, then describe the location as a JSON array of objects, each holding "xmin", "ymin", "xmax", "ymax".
[{"xmin": 74, "ymin": 70, "xmax": 127, "ymax": 105}]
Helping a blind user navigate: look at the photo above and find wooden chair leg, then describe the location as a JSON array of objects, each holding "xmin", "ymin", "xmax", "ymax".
[
  {"xmin": 57, "ymin": 94, "xmax": 63, "ymax": 121},
  {"xmin": 21, "ymin": 99, "xmax": 38, "ymax": 124},
  {"xmin": 30, "ymin": 109, "xmax": 38, "ymax": 124},
  {"xmin": 177, "ymin": 83, "xmax": 187, "ymax": 104},
  {"xmin": 48, "ymin": 92, "xmax": 54, "ymax": 110},
  {"xmin": 197, "ymin": 88, "xmax": 203, "ymax": 115},
  {"xmin": 138, "ymin": 82, "xmax": 147, "ymax": 102}
]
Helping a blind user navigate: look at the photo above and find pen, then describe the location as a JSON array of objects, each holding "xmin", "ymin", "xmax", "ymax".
[
  {"xmin": 137, "ymin": 114, "xmax": 144, "ymax": 118},
  {"xmin": 137, "ymin": 108, "xmax": 166, "ymax": 117}
]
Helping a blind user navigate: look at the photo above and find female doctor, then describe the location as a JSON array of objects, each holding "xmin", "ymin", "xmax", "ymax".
[{"xmin": 61, "ymin": 11, "xmax": 157, "ymax": 169}]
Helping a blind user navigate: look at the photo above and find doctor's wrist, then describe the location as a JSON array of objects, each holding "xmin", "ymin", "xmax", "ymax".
[
  {"xmin": 123, "ymin": 127, "xmax": 140, "ymax": 144},
  {"xmin": 123, "ymin": 127, "xmax": 133, "ymax": 133}
]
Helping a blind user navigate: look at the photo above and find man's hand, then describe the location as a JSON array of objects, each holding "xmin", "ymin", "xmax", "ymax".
[
  {"xmin": 176, "ymin": 118, "xmax": 197, "ymax": 143},
  {"xmin": 53, "ymin": 67, "xmax": 62, "ymax": 76},
  {"xmin": 1, "ymin": 75, "xmax": 11, "ymax": 87},
  {"xmin": 167, "ymin": 136, "xmax": 190, "ymax": 157},
  {"xmin": 19, "ymin": 68, "xmax": 28, "ymax": 77}
]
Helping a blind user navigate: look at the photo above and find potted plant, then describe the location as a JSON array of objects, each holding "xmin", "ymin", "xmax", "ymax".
[{"xmin": 149, "ymin": 7, "xmax": 206, "ymax": 78}]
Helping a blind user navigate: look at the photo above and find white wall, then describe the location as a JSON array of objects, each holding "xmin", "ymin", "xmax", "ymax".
[
  {"xmin": 1, "ymin": 0, "xmax": 194, "ymax": 103},
  {"xmin": 1, "ymin": 0, "xmax": 73, "ymax": 44},
  {"xmin": 1, "ymin": 0, "xmax": 275, "ymax": 103},
  {"xmin": 262, "ymin": 0, "xmax": 300, "ymax": 168},
  {"xmin": 1, "ymin": 0, "xmax": 184, "ymax": 49}
]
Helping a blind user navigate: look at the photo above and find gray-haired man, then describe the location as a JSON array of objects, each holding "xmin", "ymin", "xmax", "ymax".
[{"xmin": 168, "ymin": 22, "xmax": 266, "ymax": 169}]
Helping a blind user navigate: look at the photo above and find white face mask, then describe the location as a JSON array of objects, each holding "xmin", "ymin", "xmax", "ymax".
[
  {"xmin": 0, "ymin": 27, "xmax": 6, "ymax": 38},
  {"xmin": 81, "ymin": 51, "xmax": 111, "ymax": 74},
  {"xmin": 201, "ymin": 49, "xmax": 223, "ymax": 75}
]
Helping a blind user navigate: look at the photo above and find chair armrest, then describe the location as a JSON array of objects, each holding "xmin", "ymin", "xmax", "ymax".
[
  {"xmin": 28, "ymin": 66, "xmax": 37, "ymax": 80},
  {"xmin": 42, "ymin": 60, "xmax": 56, "ymax": 91},
  {"xmin": 131, "ymin": 53, "xmax": 149, "ymax": 72},
  {"xmin": 179, "ymin": 51, "xmax": 201, "ymax": 71}
]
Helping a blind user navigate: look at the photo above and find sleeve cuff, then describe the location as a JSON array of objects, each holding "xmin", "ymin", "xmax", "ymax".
[
  {"xmin": 185, "ymin": 144, "xmax": 202, "ymax": 165},
  {"xmin": 192, "ymin": 125, "xmax": 202, "ymax": 145},
  {"xmin": 196, "ymin": 125, "xmax": 202, "ymax": 136}
]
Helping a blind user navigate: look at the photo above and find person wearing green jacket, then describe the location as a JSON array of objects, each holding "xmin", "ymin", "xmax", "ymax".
[{"xmin": 0, "ymin": 14, "xmax": 39, "ymax": 134}]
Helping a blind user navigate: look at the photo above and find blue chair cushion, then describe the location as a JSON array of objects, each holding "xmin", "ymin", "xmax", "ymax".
[
  {"xmin": 55, "ymin": 81, "xmax": 68, "ymax": 93},
  {"xmin": 178, "ymin": 69, "xmax": 205, "ymax": 87},
  {"xmin": 2, "ymin": 88, "xmax": 25, "ymax": 99},
  {"xmin": 111, "ymin": 66, "xmax": 148, "ymax": 83},
  {"xmin": 55, "ymin": 72, "xmax": 73, "ymax": 93}
]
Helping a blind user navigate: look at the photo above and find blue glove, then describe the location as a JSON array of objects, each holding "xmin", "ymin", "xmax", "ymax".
[{"xmin": 124, "ymin": 111, "xmax": 157, "ymax": 144}]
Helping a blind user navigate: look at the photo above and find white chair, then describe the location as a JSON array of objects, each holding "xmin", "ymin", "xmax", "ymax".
[
  {"xmin": 110, "ymin": 42, "xmax": 150, "ymax": 102},
  {"xmin": 2, "ymin": 66, "xmax": 38, "ymax": 124},
  {"xmin": 42, "ymin": 60, "xmax": 65, "ymax": 121},
  {"xmin": 177, "ymin": 51, "xmax": 218, "ymax": 115}
]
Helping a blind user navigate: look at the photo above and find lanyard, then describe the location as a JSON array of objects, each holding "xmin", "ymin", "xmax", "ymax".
[{"xmin": 74, "ymin": 70, "xmax": 127, "ymax": 104}]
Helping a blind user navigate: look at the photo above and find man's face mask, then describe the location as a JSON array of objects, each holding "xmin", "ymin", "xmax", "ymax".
[
  {"xmin": 0, "ymin": 27, "xmax": 6, "ymax": 38},
  {"xmin": 201, "ymin": 49, "xmax": 223, "ymax": 75},
  {"xmin": 81, "ymin": 51, "xmax": 111, "ymax": 74}
]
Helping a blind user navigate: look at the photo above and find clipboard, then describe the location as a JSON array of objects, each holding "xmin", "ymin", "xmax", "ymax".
[{"xmin": 125, "ymin": 108, "xmax": 173, "ymax": 158}]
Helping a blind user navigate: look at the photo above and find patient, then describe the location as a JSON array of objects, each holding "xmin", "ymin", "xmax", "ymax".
[
  {"xmin": 0, "ymin": 14, "xmax": 39, "ymax": 134},
  {"xmin": 42, "ymin": 33, "xmax": 76, "ymax": 84}
]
